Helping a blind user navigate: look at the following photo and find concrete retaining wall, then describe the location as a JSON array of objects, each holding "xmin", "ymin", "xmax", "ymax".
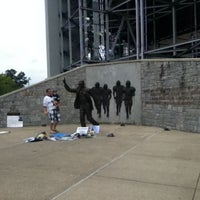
[
  {"xmin": 86, "ymin": 62, "xmax": 141, "ymax": 124},
  {"xmin": 0, "ymin": 59, "xmax": 200, "ymax": 133}
]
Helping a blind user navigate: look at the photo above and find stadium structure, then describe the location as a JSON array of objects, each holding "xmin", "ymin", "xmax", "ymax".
[{"xmin": 45, "ymin": 0, "xmax": 200, "ymax": 77}]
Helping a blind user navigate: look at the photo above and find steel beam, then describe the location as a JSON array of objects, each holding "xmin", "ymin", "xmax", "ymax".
[{"xmin": 60, "ymin": 0, "xmax": 200, "ymax": 71}]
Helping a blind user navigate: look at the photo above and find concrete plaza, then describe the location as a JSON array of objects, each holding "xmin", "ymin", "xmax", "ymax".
[{"xmin": 0, "ymin": 124, "xmax": 200, "ymax": 200}]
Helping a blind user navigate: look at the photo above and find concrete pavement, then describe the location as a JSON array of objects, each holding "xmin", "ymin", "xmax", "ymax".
[{"xmin": 0, "ymin": 124, "xmax": 200, "ymax": 200}]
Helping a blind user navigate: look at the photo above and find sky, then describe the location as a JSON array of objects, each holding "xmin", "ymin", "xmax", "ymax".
[{"xmin": 0, "ymin": 0, "xmax": 47, "ymax": 85}]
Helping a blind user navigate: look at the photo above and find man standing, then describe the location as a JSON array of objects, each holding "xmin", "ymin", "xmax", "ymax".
[
  {"xmin": 63, "ymin": 78, "xmax": 99, "ymax": 127},
  {"xmin": 43, "ymin": 88, "xmax": 60, "ymax": 133}
]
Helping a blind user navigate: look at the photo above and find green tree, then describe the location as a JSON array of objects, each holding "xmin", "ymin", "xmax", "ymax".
[
  {"xmin": 0, "ymin": 69, "xmax": 29, "ymax": 96},
  {"xmin": 5, "ymin": 69, "xmax": 29, "ymax": 87}
]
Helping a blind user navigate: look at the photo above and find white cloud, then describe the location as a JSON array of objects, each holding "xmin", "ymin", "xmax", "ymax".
[{"xmin": 0, "ymin": 0, "xmax": 47, "ymax": 85}]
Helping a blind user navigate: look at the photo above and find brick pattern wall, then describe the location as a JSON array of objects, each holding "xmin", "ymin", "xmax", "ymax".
[
  {"xmin": 0, "ymin": 67, "xmax": 86, "ymax": 127},
  {"xmin": 141, "ymin": 60, "xmax": 200, "ymax": 132},
  {"xmin": 1, "ymin": 59, "xmax": 200, "ymax": 133}
]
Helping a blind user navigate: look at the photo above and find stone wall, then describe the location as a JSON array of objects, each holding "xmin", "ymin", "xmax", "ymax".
[
  {"xmin": 1, "ymin": 59, "xmax": 200, "ymax": 133},
  {"xmin": 0, "ymin": 67, "xmax": 86, "ymax": 127},
  {"xmin": 141, "ymin": 59, "xmax": 200, "ymax": 133},
  {"xmin": 0, "ymin": 62, "xmax": 141, "ymax": 128}
]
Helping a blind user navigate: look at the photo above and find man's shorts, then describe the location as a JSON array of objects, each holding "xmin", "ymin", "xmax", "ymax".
[{"xmin": 48, "ymin": 109, "xmax": 61, "ymax": 123}]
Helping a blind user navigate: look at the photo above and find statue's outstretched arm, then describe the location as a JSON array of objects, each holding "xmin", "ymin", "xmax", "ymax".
[{"xmin": 63, "ymin": 78, "xmax": 76, "ymax": 93}]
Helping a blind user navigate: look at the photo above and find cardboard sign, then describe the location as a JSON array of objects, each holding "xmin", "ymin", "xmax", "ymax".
[
  {"xmin": 76, "ymin": 127, "xmax": 89, "ymax": 135},
  {"xmin": 90, "ymin": 125, "xmax": 100, "ymax": 134},
  {"xmin": 7, "ymin": 116, "xmax": 23, "ymax": 128}
]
